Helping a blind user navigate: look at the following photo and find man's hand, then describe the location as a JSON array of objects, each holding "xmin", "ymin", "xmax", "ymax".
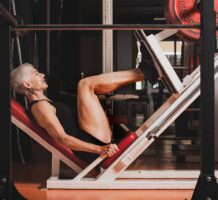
[{"xmin": 99, "ymin": 143, "xmax": 119, "ymax": 157}]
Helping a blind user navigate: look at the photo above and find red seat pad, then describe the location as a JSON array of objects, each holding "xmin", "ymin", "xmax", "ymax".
[
  {"xmin": 107, "ymin": 115, "xmax": 128, "ymax": 125},
  {"xmin": 101, "ymin": 132, "xmax": 138, "ymax": 169},
  {"xmin": 11, "ymin": 99, "xmax": 99, "ymax": 176}
]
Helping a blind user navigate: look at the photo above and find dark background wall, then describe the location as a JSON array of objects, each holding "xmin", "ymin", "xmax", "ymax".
[{"xmin": 14, "ymin": 0, "xmax": 164, "ymax": 100}]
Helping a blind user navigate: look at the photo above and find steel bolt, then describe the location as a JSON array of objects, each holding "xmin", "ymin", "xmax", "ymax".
[
  {"xmin": 206, "ymin": 176, "xmax": 212, "ymax": 182},
  {"xmin": 1, "ymin": 178, "xmax": 6, "ymax": 184}
]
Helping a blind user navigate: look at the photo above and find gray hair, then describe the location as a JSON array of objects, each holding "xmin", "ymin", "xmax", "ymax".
[{"xmin": 10, "ymin": 63, "xmax": 34, "ymax": 95}]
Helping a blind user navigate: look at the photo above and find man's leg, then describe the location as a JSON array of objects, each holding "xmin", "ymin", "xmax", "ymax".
[{"xmin": 77, "ymin": 69, "xmax": 144, "ymax": 143}]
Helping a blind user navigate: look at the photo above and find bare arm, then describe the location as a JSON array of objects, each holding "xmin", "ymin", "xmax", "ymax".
[{"xmin": 31, "ymin": 101, "xmax": 119, "ymax": 156}]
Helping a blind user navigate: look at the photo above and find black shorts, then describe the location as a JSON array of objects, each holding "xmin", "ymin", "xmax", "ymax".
[{"xmin": 73, "ymin": 130, "xmax": 108, "ymax": 163}]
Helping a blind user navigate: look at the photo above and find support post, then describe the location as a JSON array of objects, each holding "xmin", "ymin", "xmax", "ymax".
[
  {"xmin": 102, "ymin": 0, "xmax": 113, "ymax": 73},
  {"xmin": 46, "ymin": 0, "xmax": 51, "ymax": 76},
  {"xmin": 0, "ymin": 1, "xmax": 25, "ymax": 199},
  {"xmin": 51, "ymin": 155, "xmax": 60, "ymax": 177},
  {"xmin": 102, "ymin": 0, "xmax": 113, "ymax": 114},
  {"xmin": 0, "ymin": 1, "xmax": 12, "ymax": 198},
  {"xmin": 192, "ymin": 0, "xmax": 218, "ymax": 199}
]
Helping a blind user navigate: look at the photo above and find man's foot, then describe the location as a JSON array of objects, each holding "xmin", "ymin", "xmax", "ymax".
[
  {"xmin": 137, "ymin": 43, "xmax": 159, "ymax": 84},
  {"xmin": 137, "ymin": 59, "xmax": 158, "ymax": 85}
]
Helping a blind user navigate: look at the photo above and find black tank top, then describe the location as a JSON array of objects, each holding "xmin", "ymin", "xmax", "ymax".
[
  {"xmin": 29, "ymin": 99, "xmax": 81, "ymax": 138},
  {"xmin": 29, "ymin": 99, "xmax": 107, "ymax": 162}
]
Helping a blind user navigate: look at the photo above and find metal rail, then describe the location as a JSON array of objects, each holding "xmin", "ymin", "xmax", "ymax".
[{"xmin": 12, "ymin": 24, "xmax": 201, "ymax": 31}]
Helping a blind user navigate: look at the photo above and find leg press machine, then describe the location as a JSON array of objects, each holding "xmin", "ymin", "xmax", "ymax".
[{"xmin": 11, "ymin": 30, "xmax": 218, "ymax": 189}]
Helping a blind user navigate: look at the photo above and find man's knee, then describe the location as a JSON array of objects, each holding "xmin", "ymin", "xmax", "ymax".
[{"xmin": 78, "ymin": 77, "xmax": 93, "ymax": 91}]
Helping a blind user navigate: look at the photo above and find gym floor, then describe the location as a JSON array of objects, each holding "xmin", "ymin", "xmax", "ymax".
[{"xmin": 13, "ymin": 137, "xmax": 204, "ymax": 200}]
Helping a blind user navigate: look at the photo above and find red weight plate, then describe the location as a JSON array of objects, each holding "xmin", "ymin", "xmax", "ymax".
[{"xmin": 165, "ymin": 0, "xmax": 218, "ymax": 42}]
